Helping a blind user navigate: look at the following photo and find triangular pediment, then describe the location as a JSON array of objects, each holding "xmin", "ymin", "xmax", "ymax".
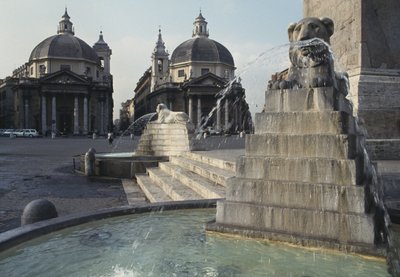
[
  {"xmin": 40, "ymin": 69, "xmax": 90, "ymax": 85},
  {"xmin": 183, "ymin": 72, "xmax": 227, "ymax": 88}
]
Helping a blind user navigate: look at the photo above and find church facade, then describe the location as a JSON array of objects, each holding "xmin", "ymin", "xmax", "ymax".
[
  {"xmin": 0, "ymin": 9, "xmax": 113, "ymax": 135},
  {"xmin": 133, "ymin": 13, "xmax": 252, "ymax": 134}
]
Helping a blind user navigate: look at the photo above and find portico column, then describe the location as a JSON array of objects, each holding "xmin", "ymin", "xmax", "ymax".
[
  {"xmin": 83, "ymin": 96, "xmax": 88, "ymax": 134},
  {"xmin": 41, "ymin": 96, "xmax": 47, "ymax": 135},
  {"xmin": 24, "ymin": 98, "xmax": 29, "ymax": 128},
  {"xmin": 197, "ymin": 96, "xmax": 202, "ymax": 128},
  {"xmin": 216, "ymin": 99, "xmax": 221, "ymax": 132},
  {"xmin": 225, "ymin": 99, "xmax": 229, "ymax": 131},
  {"xmin": 73, "ymin": 96, "xmax": 79, "ymax": 135},
  {"xmin": 188, "ymin": 96, "xmax": 193, "ymax": 121},
  {"xmin": 100, "ymin": 100, "xmax": 105, "ymax": 135},
  {"xmin": 105, "ymin": 94, "xmax": 109, "ymax": 132},
  {"xmin": 52, "ymin": 96, "xmax": 56, "ymax": 132}
]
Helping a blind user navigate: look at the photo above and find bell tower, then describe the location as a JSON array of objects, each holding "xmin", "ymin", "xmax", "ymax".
[
  {"xmin": 57, "ymin": 8, "xmax": 74, "ymax": 35},
  {"xmin": 93, "ymin": 31, "xmax": 112, "ymax": 76},
  {"xmin": 151, "ymin": 28, "xmax": 169, "ymax": 92},
  {"xmin": 192, "ymin": 11, "xmax": 209, "ymax": 38}
]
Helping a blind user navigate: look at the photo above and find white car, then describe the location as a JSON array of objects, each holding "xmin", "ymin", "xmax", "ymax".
[
  {"xmin": 11, "ymin": 129, "xmax": 25, "ymax": 137},
  {"xmin": 23, "ymin": 129, "xmax": 40, "ymax": 138},
  {"xmin": 2, "ymin": 129, "xmax": 14, "ymax": 137}
]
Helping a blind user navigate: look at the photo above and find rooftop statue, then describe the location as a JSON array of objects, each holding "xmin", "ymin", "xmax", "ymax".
[{"xmin": 156, "ymin": 103, "xmax": 191, "ymax": 124}]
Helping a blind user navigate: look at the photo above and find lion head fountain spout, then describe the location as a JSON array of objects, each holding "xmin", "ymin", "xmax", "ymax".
[{"xmin": 269, "ymin": 17, "xmax": 346, "ymax": 91}]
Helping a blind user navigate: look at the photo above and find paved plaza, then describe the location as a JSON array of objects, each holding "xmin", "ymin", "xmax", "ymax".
[
  {"xmin": 0, "ymin": 136, "xmax": 141, "ymax": 233},
  {"xmin": 0, "ymin": 135, "xmax": 245, "ymax": 233}
]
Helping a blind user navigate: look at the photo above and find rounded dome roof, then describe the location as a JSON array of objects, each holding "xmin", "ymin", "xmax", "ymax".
[
  {"xmin": 171, "ymin": 37, "xmax": 234, "ymax": 66},
  {"xmin": 29, "ymin": 34, "xmax": 99, "ymax": 63}
]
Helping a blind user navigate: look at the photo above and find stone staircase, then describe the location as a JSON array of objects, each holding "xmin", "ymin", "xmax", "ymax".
[
  {"xmin": 136, "ymin": 151, "xmax": 236, "ymax": 203},
  {"xmin": 211, "ymin": 87, "xmax": 383, "ymax": 255}
]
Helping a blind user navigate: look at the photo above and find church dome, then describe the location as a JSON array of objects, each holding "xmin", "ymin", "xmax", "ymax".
[
  {"xmin": 29, "ymin": 34, "xmax": 99, "ymax": 63},
  {"xmin": 171, "ymin": 37, "xmax": 234, "ymax": 66},
  {"xmin": 29, "ymin": 9, "xmax": 99, "ymax": 64}
]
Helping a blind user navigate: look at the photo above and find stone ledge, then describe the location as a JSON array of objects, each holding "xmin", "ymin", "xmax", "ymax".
[{"xmin": 206, "ymin": 221, "xmax": 385, "ymax": 257}]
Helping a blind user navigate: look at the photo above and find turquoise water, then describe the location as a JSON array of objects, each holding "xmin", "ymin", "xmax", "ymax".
[{"xmin": 0, "ymin": 209, "xmax": 388, "ymax": 276}]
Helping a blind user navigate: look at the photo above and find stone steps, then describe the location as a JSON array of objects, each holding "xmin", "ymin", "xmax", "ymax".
[
  {"xmin": 169, "ymin": 156, "xmax": 234, "ymax": 186},
  {"xmin": 136, "ymin": 173, "xmax": 173, "ymax": 203},
  {"xmin": 147, "ymin": 168, "xmax": 202, "ymax": 201},
  {"xmin": 136, "ymin": 152, "xmax": 232, "ymax": 203},
  {"xmin": 216, "ymin": 201, "xmax": 375, "ymax": 245},
  {"xmin": 181, "ymin": 151, "xmax": 236, "ymax": 173},
  {"xmin": 254, "ymin": 111, "xmax": 355, "ymax": 135},
  {"xmin": 246, "ymin": 133, "xmax": 358, "ymax": 159},
  {"xmin": 159, "ymin": 162, "xmax": 225, "ymax": 198},
  {"xmin": 213, "ymin": 85, "xmax": 379, "ymax": 253},
  {"xmin": 225, "ymin": 178, "xmax": 367, "ymax": 213},
  {"xmin": 121, "ymin": 179, "xmax": 147, "ymax": 205},
  {"xmin": 237, "ymin": 156, "xmax": 361, "ymax": 186}
]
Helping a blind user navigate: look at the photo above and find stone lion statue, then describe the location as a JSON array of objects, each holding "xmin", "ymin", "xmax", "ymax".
[
  {"xmin": 271, "ymin": 17, "xmax": 337, "ymax": 90},
  {"xmin": 156, "ymin": 103, "xmax": 190, "ymax": 124}
]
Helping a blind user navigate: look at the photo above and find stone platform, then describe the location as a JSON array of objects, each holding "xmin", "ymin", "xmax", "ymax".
[{"xmin": 209, "ymin": 87, "xmax": 384, "ymax": 256}]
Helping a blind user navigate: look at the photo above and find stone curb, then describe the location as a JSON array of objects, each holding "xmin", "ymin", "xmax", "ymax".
[{"xmin": 0, "ymin": 199, "xmax": 217, "ymax": 252}]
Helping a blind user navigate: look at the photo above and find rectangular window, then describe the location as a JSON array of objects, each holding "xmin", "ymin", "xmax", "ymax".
[
  {"xmin": 39, "ymin": 64, "xmax": 46, "ymax": 75},
  {"xmin": 178, "ymin": 69, "xmax": 185, "ymax": 77},
  {"xmin": 60, "ymin": 64, "xmax": 71, "ymax": 71},
  {"xmin": 201, "ymin": 68, "xmax": 209, "ymax": 75},
  {"xmin": 30, "ymin": 67, "xmax": 33, "ymax": 75}
]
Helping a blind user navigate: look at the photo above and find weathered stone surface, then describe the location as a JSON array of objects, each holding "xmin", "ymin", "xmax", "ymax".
[
  {"xmin": 246, "ymin": 133, "xmax": 358, "ymax": 159},
  {"xmin": 136, "ymin": 122, "xmax": 192, "ymax": 156},
  {"xmin": 304, "ymin": 0, "xmax": 400, "ymax": 139},
  {"xmin": 254, "ymin": 111, "xmax": 355, "ymax": 135},
  {"xmin": 236, "ymin": 156, "xmax": 360, "ymax": 186},
  {"xmin": 216, "ymin": 201, "xmax": 375, "ymax": 245},
  {"xmin": 367, "ymin": 139, "xmax": 400, "ymax": 160},
  {"xmin": 265, "ymin": 87, "xmax": 336, "ymax": 112},
  {"xmin": 225, "ymin": 178, "xmax": 367, "ymax": 214}
]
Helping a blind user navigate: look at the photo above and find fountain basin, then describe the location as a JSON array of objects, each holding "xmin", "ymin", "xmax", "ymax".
[
  {"xmin": 0, "ymin": 202, "xmax": 388, "ymax": 276},
  {"xmin": 77, "ymin": 152, "xmax": 169, "ymax": 178}
]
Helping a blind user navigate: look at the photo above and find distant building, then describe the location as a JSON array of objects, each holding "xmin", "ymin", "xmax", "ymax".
[
  {"xmin": 0, "ymin": 9, "xmax": 113, "ymax": 135},
  {"xmin": 133, "ymin": 13, "xmax": 252, "ymax": 133}
]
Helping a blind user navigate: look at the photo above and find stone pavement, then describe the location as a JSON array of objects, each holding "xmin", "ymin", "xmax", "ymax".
[
  {"xmin": 0, "ymin": 135, "xmax": 245, "ymax": 234},
  {"xmin": 0, "ymin": 136, "xmax": 143, "ymax": 233}
]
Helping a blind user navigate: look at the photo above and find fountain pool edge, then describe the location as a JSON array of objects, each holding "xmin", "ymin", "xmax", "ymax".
[{"xmin": 0, "ymin": 199, "xmax": 217, "ymax": 252}]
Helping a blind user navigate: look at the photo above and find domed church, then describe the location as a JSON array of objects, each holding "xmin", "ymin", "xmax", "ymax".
[
  {"xmin": 133, "ymin": 12, "xmax": 252, "ymax": 133},
  {"xmin": 0, "ymin": 9, "xmax": 113, "ymax": 135}
]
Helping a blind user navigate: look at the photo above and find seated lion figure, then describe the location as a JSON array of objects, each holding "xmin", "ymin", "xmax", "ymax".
[
  {"xmin": 277, "ymin": 17, "xmax": 336, "ymax": 89},
  {"xmin": 156, "ymin": 103, "xmax": 190, "ymax": 124}
]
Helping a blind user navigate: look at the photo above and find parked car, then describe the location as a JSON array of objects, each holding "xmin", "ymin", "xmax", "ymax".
[
  {"xmin": 3, "ymin": 129, "xmax": 15, "ymax": 137},
  {"xmin": 11, "ymin": 129, "xmax": 25, "ymax": 137},
  {"xmin": 23, "ymin": 129, "xmax": 40, "ymax": 138}
]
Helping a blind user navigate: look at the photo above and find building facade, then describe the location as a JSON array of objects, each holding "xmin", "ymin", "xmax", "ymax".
[
  {"xmin": 0, "ymin": 9, "xmax": 113, "ymax": 135},
  {"xmin": 133, "ymin": 13, "xmax": 252, "ymax": 134}
]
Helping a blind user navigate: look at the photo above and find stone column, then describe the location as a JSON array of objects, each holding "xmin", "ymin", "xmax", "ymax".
[
  {"xmin": 51, "ymin": 96, "xmax": 56, "ymax": 132},
  {"xmin": 83, "ymin": 96, "xmax": 88, "ymax": 135},
  {"xmin": 100, "ymin": 100, "xmax": 105, "ymax": 135},
  {"xmin": 41, "ymin": 96, "xmax": 47, "ymax": 135},
  {"xmin": 197, "ymin": 96, "xmax": 202, "ymax": 128},
  {"xmin": 24, "ymin": 99, "xmax": 29, "ymax": 128},
  {"xmin": 105, "ymin": 95, "xmax": 109, "ymax": 132},
  {"xmin": 225, "ymin": 99, "xmax": 229, "ymax": 131},
  {"xmin": 216, "ymin": 99, "xmax": 221, "ymax": 132},
  {"xmin": 188, "ymin": 96, "xmax": 193, "ymax": 121},
  {"xmin": 73, "ymin": 96, "xmax": 79, "ymax": 135}
]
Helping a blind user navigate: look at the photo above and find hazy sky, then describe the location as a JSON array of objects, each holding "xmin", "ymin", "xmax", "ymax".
[{"xmin": 0, "ymin": 0, "xmax": 303, "ymax": 119}]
